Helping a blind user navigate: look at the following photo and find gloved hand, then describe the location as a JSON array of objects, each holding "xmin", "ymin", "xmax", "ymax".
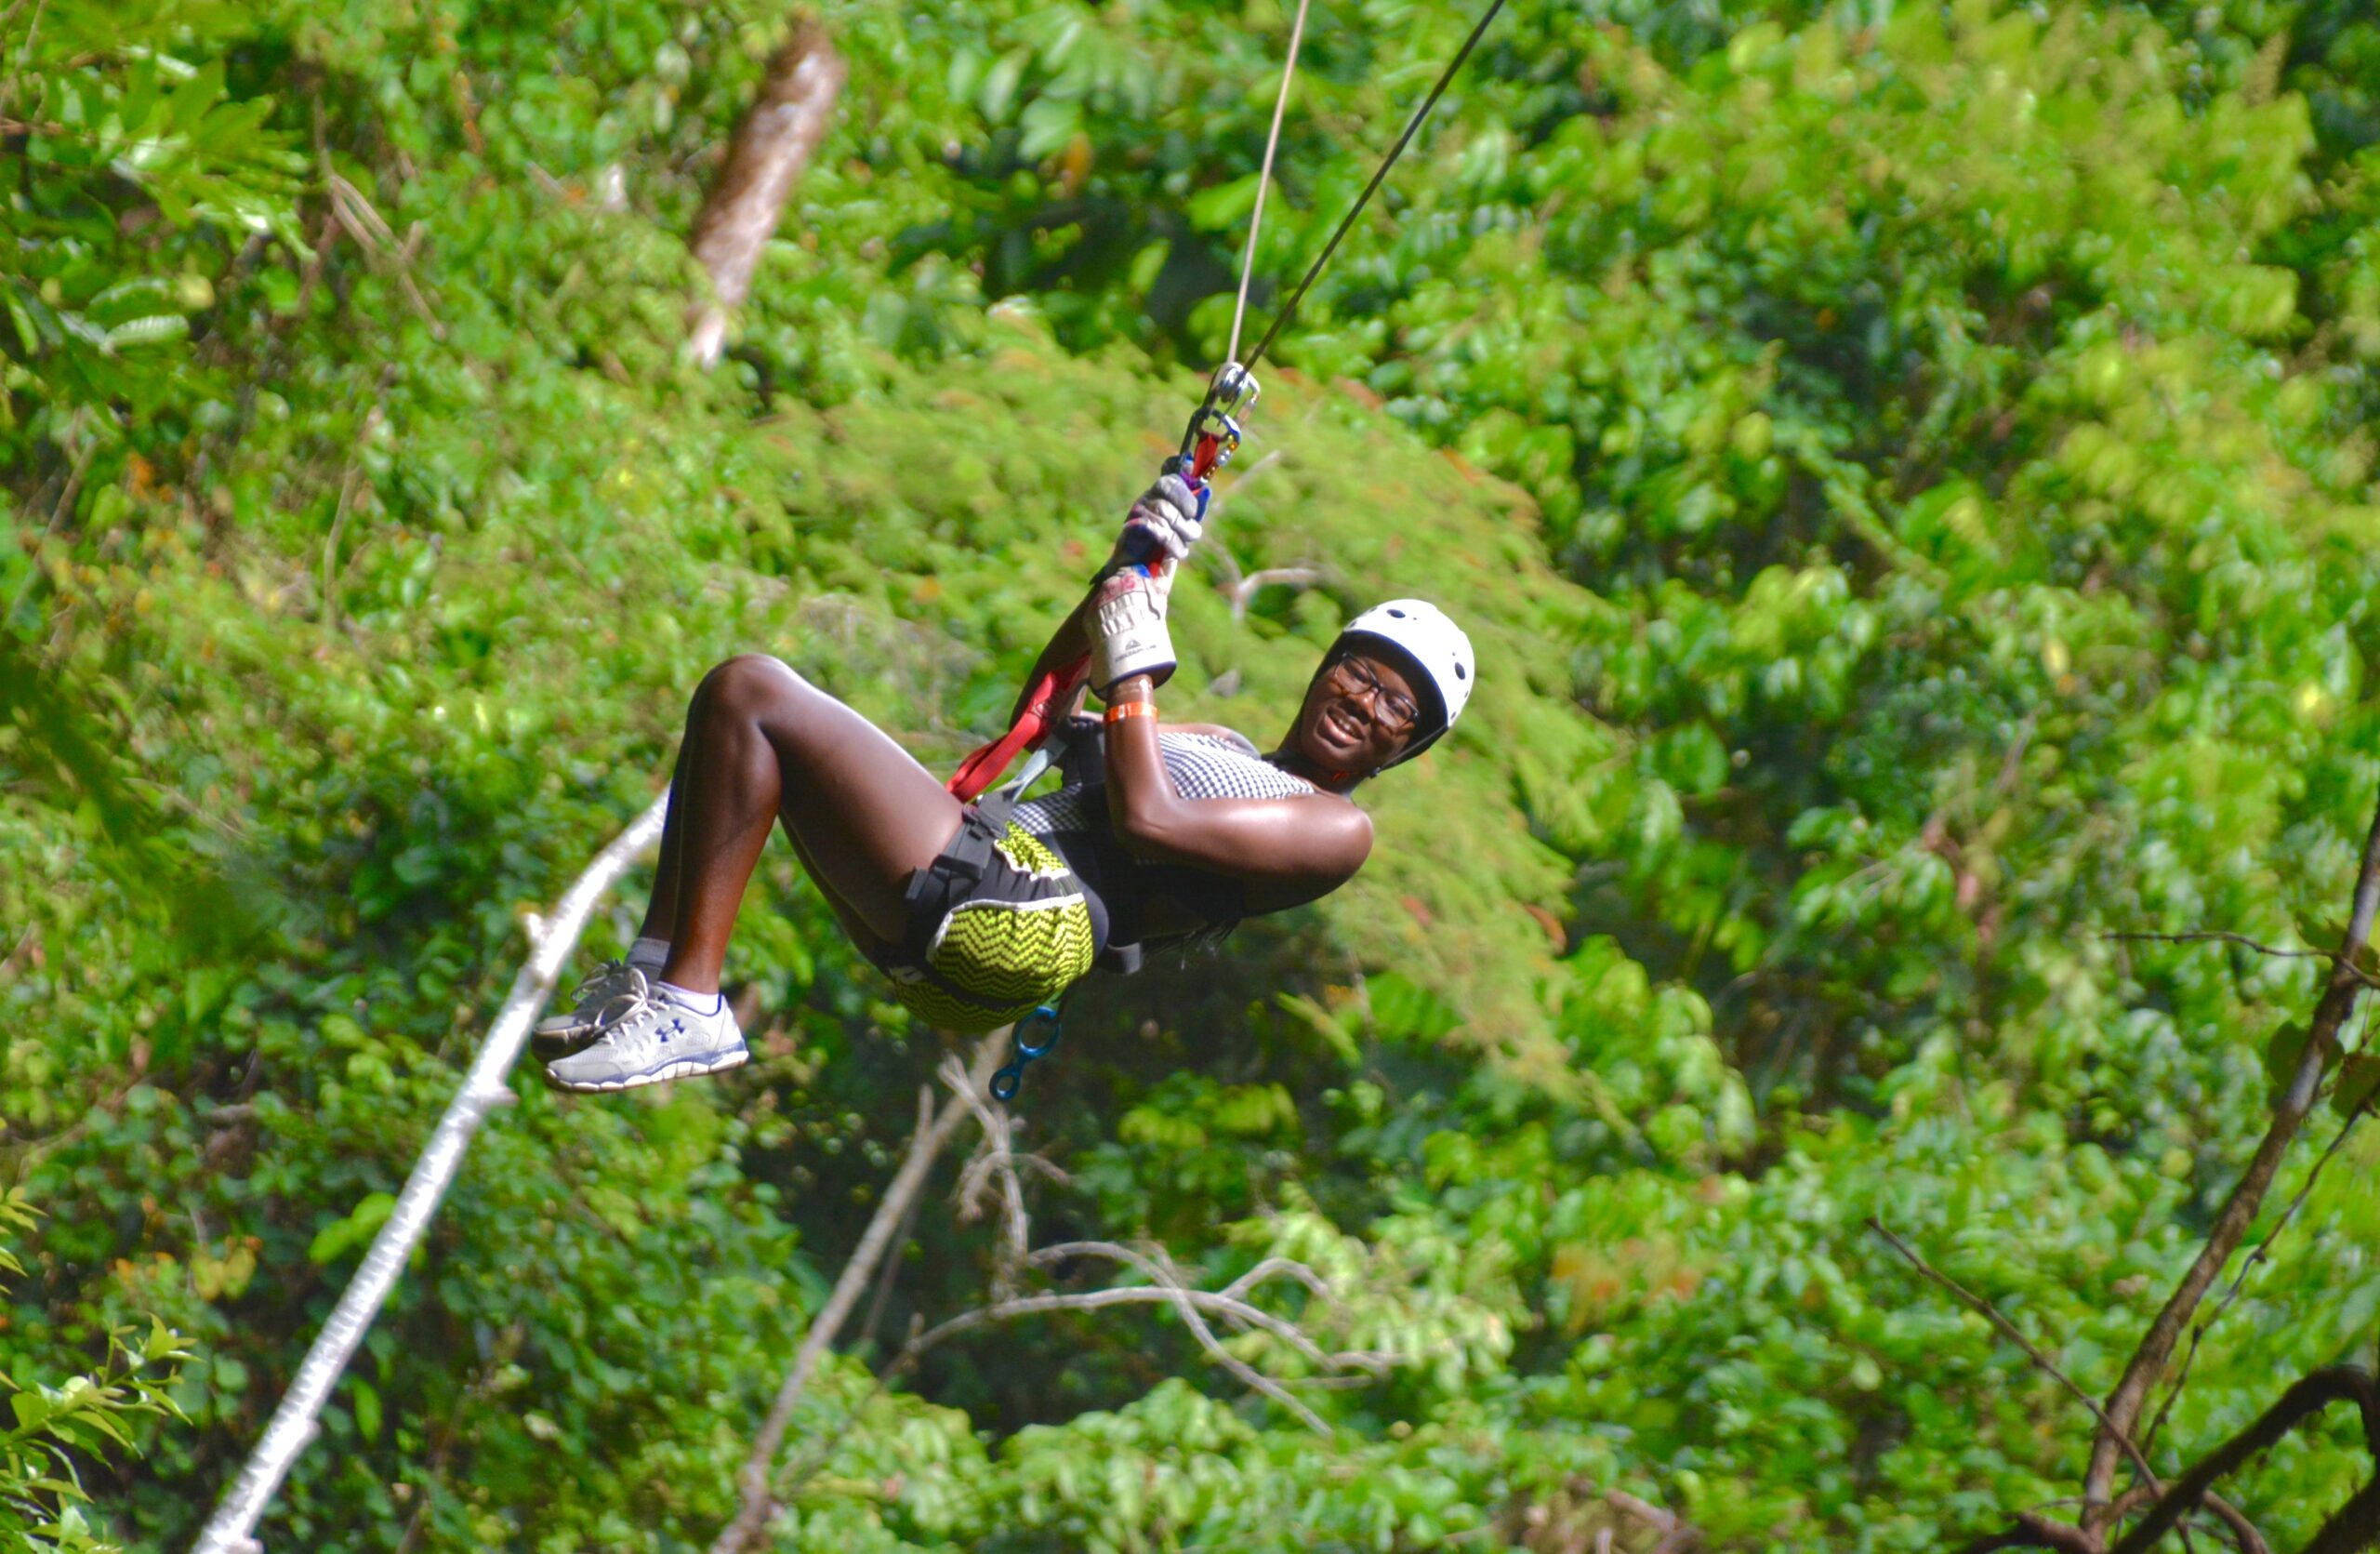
[
  {"xmin": 1086, "ymin": 560, "xmax": 1176, "ymax": 696},
  {"xmin": 1106, "ymin": 463, "xmax": 1208, "ymax": 572}
]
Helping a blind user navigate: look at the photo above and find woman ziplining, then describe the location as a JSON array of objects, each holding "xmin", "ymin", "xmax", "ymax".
[
  {"xmin": 530, "ymin": 0, "xmax": 1508, "ymax": 1094},
  {"xmin": 182, "ymin": 9, "xmax": 1522, "ymax": 1546},
  {"xmin": 530, "ymin": 472, "xmax": 1474, "ymax": 1091}
]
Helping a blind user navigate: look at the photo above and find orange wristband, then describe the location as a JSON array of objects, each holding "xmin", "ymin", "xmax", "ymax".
[{"xmin": 1104, "ymin": 699, "xmax": 1157, "ymax": 725}]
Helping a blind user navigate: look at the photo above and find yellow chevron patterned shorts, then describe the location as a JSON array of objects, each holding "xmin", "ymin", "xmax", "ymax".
[{"xmin": 877, "ymin": 822, "xmax": 1098, "ymax": 1033}]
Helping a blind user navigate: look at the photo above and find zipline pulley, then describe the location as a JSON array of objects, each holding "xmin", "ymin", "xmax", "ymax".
[{"xmin": 1177, "ymin": 361, "xmax": 1260, "ymax": 485}]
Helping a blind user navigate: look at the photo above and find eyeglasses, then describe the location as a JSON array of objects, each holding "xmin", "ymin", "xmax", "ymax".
[{"xmin": 1328, "ymin": 656, "xmax": 1421, "ymax": 734}]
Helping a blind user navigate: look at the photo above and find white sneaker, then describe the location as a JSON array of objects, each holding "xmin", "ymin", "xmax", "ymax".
[
  {"xmin": 533, "ymin": 961, "xmax": 654, "ymax": 1062},
  {"xmin": 542, "ymin": 983, "xmax": 747, "ymax": 1093}
]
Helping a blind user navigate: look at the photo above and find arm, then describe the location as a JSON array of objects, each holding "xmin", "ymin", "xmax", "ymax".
[{"xmin": 1101, "ymin": 676, "xmax": 1372, "ymax": 890}]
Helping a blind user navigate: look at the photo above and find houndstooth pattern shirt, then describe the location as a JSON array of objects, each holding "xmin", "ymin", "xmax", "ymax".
[{"xmin": 1011, "ymin": 730, "xmax": 1315, "ymax": 836}]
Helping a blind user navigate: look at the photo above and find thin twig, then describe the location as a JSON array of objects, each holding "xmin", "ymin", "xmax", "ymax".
[
  {"xmin": 1226, "ymin": 566, "xmax": 1322, "ymax": 622},
  {"xmin": 325, "ymin": 172, "xmax": 396, "ymax": 251},
  {"xmin": 854, "ymin": 1179, "xmax": 925, "ymax": 1357},
  {"xmin": 1608, "ymin": 1487, "xmax": 1703, "ymax": 1554},
  {"xmin": 709, "ymin": 1035, "xmax": 1008, "ymax": 1554},
  {"xmin": 1038, "ymin": 1241, "xmax": 1349, "ymax": 1379},
  {"xmin": 1201, "ymin": 448, "xmax": 1283, "ymax": 523},
  {"xmin": 23, "ymin": 421, "xmax": 90, "ymax": 540},
  {"xmin": 940, "ymin": 1052, "xmax": 1031, "ymax": 1293},
  {"xmin": 893, "ymin": 1240, "xmax": 1392, "ymax": 1436},
  {"xmin": 1876, "ymin": 1217, "xmax": 2270, "ymax": 1554},
  {"xmin": 321, "ymin": 457, "xmax": 364, "ymax": 629},
  {"xmin": 1058, "ymin": 1239, "xmax": 1395, "ymax": 1373},
  {"xmin": 0, "ymin": 0, "xmax": 37, "ymax": 52},
  {"xmin": 5, "ymin": 0, "xmax": 49, "ymax": 109},
  {"xmin": 2100, "ymin": 931, "xmax": 2380, "ymax": 990},
  {"xmin": 2178, "ymin": 1490, "xmax": 2269, "ymax": 1554},
  {"xmin": 0, "ymin": 923, "xmax": 37, "ymax": 981},
  {"xmin": 321, "ymin": 168, "xmax": 443, "ymax": 338},
  {"xmin": 1869, "ymin": 1218, "xmax": 2161, "ymax": 1484},
  {"xmin": 1220, "ymin": 1255, "xmax": 1333, "ymax": 1306}
]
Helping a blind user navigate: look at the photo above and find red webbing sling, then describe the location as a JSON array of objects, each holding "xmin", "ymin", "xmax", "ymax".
[{"xmin": 945, "ymin": 390, "xmax": 1245, "ymax": 803}]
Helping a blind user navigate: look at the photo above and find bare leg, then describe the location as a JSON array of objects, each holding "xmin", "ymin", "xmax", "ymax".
[
  {"xmin": 635, "ymin": 737, "xmax": 694, "ymax": 943},
  {"xmin": 642, "ymin": 713, "xmax": 891, "ymax": 956},
  {"xmin": 638, "ymin": 686, "xmax": 892, "ymax": 962},
  {"xmin": 651, "ymin": 654, "xmax": 966, "ymax": 993}
]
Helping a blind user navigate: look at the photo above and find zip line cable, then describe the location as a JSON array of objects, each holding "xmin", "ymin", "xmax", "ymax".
[
  {"xmin": 1224, "ymin": 0, "xmax": 1314, "ymax": 366},
  {"xmin": 1244, "ymin": 0, "xmax": 1510, "ymax": 372}
]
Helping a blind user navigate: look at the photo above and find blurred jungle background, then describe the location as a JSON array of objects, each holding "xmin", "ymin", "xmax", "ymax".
[{"xmin": 7, "ymin": 0, "xmax": 2380, "ymax": 1548}]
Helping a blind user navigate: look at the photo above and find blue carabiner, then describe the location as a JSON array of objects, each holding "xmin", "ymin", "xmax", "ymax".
[
  {"xmin": 990, "ymin": 1003, "xmax": 1064, "ymax": 1103},
  {"xmin": 1015, "ymin": 1003, "xmax": 1063, "ymax": 1057}
]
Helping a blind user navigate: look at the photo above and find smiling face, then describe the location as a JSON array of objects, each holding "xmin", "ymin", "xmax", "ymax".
[{"xmin": 1292, "ymin": 649, "xmax": 1426, "ymax": 777}]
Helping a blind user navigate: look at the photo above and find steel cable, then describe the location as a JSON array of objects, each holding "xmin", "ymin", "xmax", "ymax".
[
  {"xmin": 1246, "ymin": 0, "xmax": 1510, "ymax": 371},
  {"xmin": 1226, "ymin": 0, "xmax": 1315, "ymax": 366}
]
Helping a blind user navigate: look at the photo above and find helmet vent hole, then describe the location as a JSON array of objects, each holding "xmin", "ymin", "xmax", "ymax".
[
  {"xmin": 1387, "ymin": 607, "xmax": 1407, "ymax": 618},
  {"xmin": 1455, "ymin": 663, "xmax": 1467, "ymax": 680}
]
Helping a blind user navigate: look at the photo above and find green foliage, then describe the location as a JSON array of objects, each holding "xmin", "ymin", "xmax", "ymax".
[
  {"xmin": 7, "ymin": 0, "xmax": 2380, "ymax": 1549},
  {"xmin": 0, "ymin": 1197, "xmax": 193, "ymax": 1554}
]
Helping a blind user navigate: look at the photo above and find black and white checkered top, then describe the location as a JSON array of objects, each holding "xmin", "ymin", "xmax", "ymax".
[
  {"xmin": 1008, "ymin": 729, "xmax": 1317, "ymax": 951},
  {"xmin": 1012, "ymin": 731, "xmax": 1314, "ymax": 833}
]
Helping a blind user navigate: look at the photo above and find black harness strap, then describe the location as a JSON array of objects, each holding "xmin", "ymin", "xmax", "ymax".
[{"xmin": 897, "ymin": 790, "xmax": 1018, "ymax": 969}]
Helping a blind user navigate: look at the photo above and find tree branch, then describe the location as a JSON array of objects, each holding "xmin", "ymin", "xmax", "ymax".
[
  {"xmin": 1868, "ymin": 1218, "xmax": 2160, "ymax": 1483},
  {"xmin": 853, "ymin": 1168, "xmax": 926, "ymax": 1356},
  {"xmin": 2298, "ymin": 1474, "xmax": 2380, "ymax": 1554},
  {"xmin": 2142, "ymin": 1088, "xmax": 2376, "ymax": 1459},
  {"xmin": 891, "ymin": 1240, "xmax": 1389, "ymax": 1436},
  {"xmin": 687, "ymin": 20, "xmax": 847, "ymax": 368},
  {"xmin": 1951, "ymin": 1510, "xmax": 2105, "ymax": 1554},
  {"xmin": 1607, "ymin": 1487, "xmax": 1703, "ymax": 1554},
  {"xmin": 1225, "ymin": 567, "xmax": 1321, "ymax": 622},
  {"xmin": 2107, "ymin": 1368, "xmax": 2376, "ymax": 1554},
  {"xmin": 707, "ymin": 1035, "xmax": 1005, "ymax": 1554},
  {"xmin": 1870, "ymin": 1220, "xmax": 2268, "ymax": 1554},
  {"xmin": 941, "ymin": 1050, "xmax": 1036, "ymax": 1295},
  {"xmin": 2083, "ymin": 786, "xmax": 2380, "ymax": 1521}
]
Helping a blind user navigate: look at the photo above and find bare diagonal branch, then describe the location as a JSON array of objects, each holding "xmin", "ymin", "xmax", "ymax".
[
  {"xmin": 2108, "ymin": 1368, "xmax": 2376, "ymax": 1554},
  {"xmin": 1867, "ymin": 1218, "xmax": 2161, "ymax": 1485},
  {"xmin": 2143, "ymin": 1086, "xmax": 2376, "ymax": 1458},
  {"xmin": 2084, "ymin": 788, "xmax": 2380, "ymax": 1521}
]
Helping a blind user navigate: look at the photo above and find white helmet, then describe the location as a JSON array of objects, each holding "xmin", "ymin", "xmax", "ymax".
[{"xmin": 1333, "ymin": 599, "xmax": 1475, "ymax": 767}]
